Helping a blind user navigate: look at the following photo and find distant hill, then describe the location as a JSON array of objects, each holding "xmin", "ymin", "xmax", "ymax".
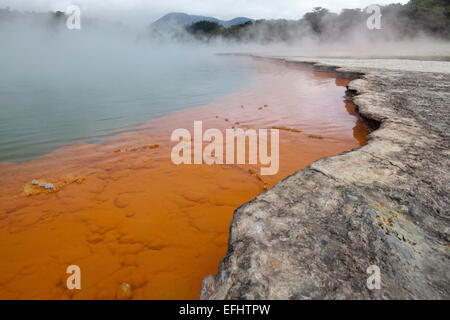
[{"xmin": 151, "ymin": 12, "xmax": 254, "ymax": 29}]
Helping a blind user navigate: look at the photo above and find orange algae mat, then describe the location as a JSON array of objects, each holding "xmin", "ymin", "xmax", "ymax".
[{"xmin": 0, "ymin": 59, "xmax": 367, "ymax": 299}]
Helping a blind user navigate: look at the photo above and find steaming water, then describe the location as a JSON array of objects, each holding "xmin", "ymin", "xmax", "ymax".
[{"xmin": 0, "ymin": 51, "xmax": 250, "ymax": 162}]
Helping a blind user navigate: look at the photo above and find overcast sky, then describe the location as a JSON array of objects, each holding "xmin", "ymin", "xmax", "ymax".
[{"xmin": 0, "ymin": 0, "xmax": 409, "ymax": 24}]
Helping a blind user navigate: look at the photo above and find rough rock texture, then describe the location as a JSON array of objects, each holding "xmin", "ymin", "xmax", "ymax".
[{"xmin": 200, "ymin": 60, "xmax": 450, "ymax": 299}]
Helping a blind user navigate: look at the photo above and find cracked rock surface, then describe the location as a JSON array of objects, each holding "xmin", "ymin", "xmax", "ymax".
[{"xmin": 200, "ymin": 61, "xmax": 450, "ymax": 299}]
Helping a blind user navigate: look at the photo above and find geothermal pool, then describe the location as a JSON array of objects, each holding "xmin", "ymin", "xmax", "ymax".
[{"xmin": 0, "ymin": 58, "xmax": 367, "ymax": 299}]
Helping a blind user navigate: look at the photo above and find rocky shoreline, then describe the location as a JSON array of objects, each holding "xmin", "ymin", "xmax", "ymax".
[{"xmin": 200, "ymin": 57, "xmax": 450, "ymax": 299}]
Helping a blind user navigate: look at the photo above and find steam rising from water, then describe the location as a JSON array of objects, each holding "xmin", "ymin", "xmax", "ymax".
[
  {"xmin": 0, "ymin": 9, "xmax": 449, "ymax": 161},
  {"xmin": 0, "ymin": 13, "xmax": 251, "ymax": 162}
]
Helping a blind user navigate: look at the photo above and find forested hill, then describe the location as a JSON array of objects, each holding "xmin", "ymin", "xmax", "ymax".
[{"xmin": 151, "ymin": 12, "xmax": 253, "ymax": 29}]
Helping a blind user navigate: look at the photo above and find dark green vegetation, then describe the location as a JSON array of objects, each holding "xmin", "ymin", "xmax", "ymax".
[
  {"xmin": 185, "ymin": 20, "xmax": 222, "ymax": 35},
  {"xmin": 388, "ymin": 0, "xmax": 450, "ymax": 37},
  {"xmin": 184, "ymin": 20, "xmax": 254, "ymax": 40},
  {"xmin": 183, "ymin": 0, "xmax": 450, "ymax": 42}
]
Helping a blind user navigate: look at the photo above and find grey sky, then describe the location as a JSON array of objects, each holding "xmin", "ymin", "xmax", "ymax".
[{"xmin": 0, "ymin": 0, "xmax": 409, "ymax": 24}]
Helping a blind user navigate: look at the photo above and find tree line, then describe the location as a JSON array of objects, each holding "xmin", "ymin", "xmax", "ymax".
[{"xmin": 184, "ymin": 0, "xmax": 450, "ymax": 42}]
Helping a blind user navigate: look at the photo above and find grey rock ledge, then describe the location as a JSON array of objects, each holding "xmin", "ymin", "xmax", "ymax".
[{"xmin": 200, "ymin": 58, "xmax": 450, "ymax": 299}]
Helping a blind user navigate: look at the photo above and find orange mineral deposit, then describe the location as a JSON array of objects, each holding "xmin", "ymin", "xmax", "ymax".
[{"xmin": 0, "ymin": 60, "xmax": 367, "ymax": 299}]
